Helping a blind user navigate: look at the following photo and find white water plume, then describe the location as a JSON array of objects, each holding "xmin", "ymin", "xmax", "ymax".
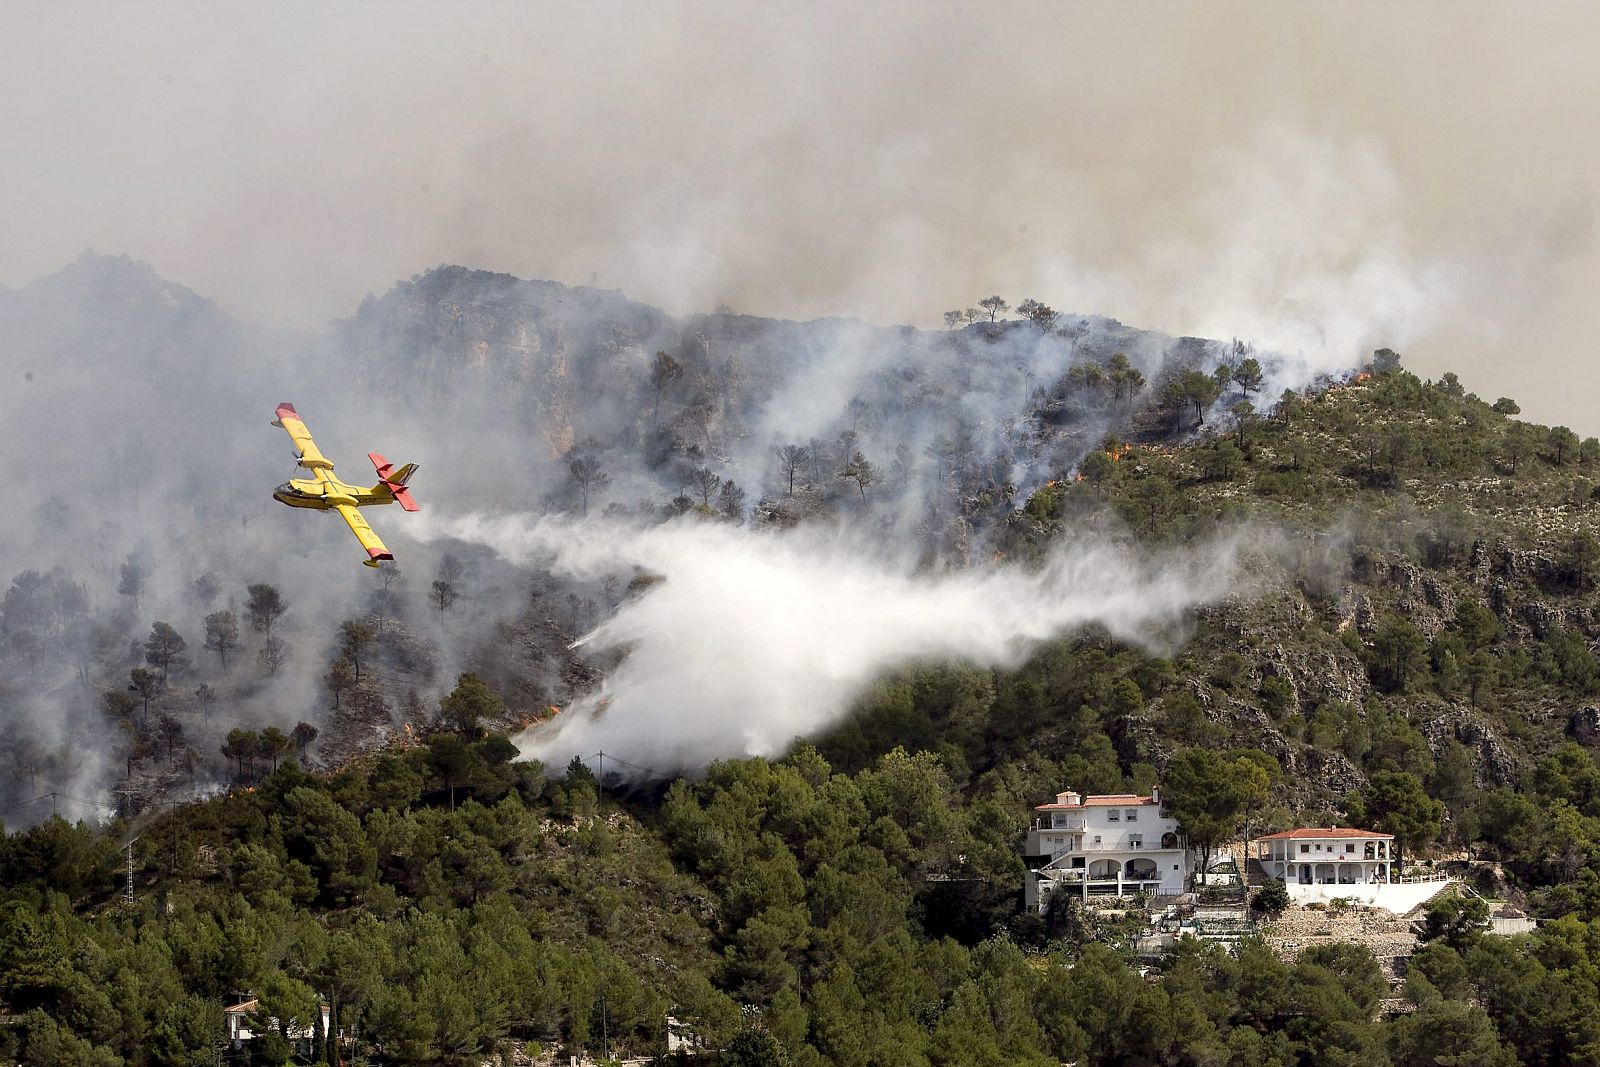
[{"xmin": 420, "ymin": 513, "xmax": 1270, "ymax": 772}]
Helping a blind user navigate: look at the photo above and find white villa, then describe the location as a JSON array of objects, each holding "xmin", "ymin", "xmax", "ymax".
[
  {"xmin": 1025, "ymin": 788, "xmax": 1189, "ymax": 913},
  {"xmin": 1257, "ymin": 827, "xmax": 1393, "ymax": 888},
  {"xmin": 225, "ymin": 996, "xmax": 332, "ymax": 1051},
  {"xmin": 1255, "ymin": 827, "xmax": 1450, "ymax": 911}
]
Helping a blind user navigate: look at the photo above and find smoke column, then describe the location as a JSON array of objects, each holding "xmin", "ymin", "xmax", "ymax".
[
  {"xmin": 420, "ymin": 513, "xmax": 1266, "ymax": 771},
  {"xmin": 8, "ymin": 3, "xmax": 1597, "ymax": 428}
]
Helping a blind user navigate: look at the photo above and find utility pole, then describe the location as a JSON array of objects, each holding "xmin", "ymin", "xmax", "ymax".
[
  {"xmin": 596, "ymin": 751, "xmax": 605, "ymax": 813},
  {"xmin": 600, "ymin": 991, "xmax": 609, "ymax": 1062},
  {"xmin": 124, "ymin": 837, "xmax": 136, "ymax": 907}
]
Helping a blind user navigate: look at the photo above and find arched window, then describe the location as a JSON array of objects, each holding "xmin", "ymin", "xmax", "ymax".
[
  {"xmin": 1088, "ymin": 859, "xmax": 1120, "ymax": 879},
  {"xmin": 1126, "ymin": 858, "xmax": 1158, "ymax": 880}
]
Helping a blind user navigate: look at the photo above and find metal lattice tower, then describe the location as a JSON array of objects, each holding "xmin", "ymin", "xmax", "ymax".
[{"xmin": 123, "ymin": 832, "xmax": 141, "ymax": 908}]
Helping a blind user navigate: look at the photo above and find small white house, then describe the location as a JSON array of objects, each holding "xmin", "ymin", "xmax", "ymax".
[
  {"xmin": 1256, "ymin": 827, "xmax": 1393, "ymax": 888},
  {"xmin": 1255, "ymin": 827, "xmax": 1450, "ymax": 911},
  {"xmin": 224, "ymin": 996, "xmax": 331, "ymax": 1049},
  {"xmin": 666, "ymin": 1015, "xmax": 704, "ymax": 1055},
  {"xmin": 1025, "ymin": 788, "xmax": 1189, "ymax": 912}
]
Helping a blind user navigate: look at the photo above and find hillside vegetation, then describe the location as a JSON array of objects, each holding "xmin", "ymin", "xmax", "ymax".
[{"xmin": 11, "ymin": 357, "xmax": 1600, "ymax": 1065}]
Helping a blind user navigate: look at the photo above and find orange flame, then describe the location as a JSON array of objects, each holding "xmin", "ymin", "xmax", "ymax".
[{"xmin": 517, "ymin": 706, "xmax": 562, "ymax": 728}]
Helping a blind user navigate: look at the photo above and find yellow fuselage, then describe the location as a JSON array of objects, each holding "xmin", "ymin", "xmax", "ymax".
[{"xmin": 273, "ymin": 471, "xmax": 393, "ymax": 510}]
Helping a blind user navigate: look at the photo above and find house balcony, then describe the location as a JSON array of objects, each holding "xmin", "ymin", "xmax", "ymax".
[
  {"xmin": 1037, "ymin": 856, "xmax": 1171, "ymax": 894},
  {"xmin": 1028, "ymin": 832, "xmax": 1185, "ymax": 857},
  {"xmin": 1041, "ymin": 868, "xmax": 1167, "ymax": 883},
  {"xmin": 1044, "ymin": 874, "xmax": 1168, "ymax": 895},
  {"xmin": 1032, "ymin": 816, "xmax": 1088, "ymax": 832},
  {"xmin": 1027, "ymin": 830, "xmax": 1067, "ymax": 855}
]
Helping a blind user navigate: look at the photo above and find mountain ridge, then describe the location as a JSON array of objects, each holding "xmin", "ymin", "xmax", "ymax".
[{"xmin": 6, "ymin": 295, "xmax": 1600, "ymax": 1061}]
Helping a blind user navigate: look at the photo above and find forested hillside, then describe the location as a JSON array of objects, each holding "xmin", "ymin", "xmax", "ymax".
[
  {"xmin": 10, "ymin": 353, "xmax": 1600, "ymax": 1065},
  {"xmin": 0, "ymin": 256, "xmax": 1311, "ymax": 817}
]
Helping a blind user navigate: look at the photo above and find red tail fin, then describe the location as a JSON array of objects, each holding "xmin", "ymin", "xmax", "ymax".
[{"xmin": 369, "ymin": 452, "xmax": 420, "ymax": 512}]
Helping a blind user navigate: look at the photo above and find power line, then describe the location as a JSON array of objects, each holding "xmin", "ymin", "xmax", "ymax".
[
  {"xmin": 0, "ymin": 793, "xmax": 52, "ymax": 819},
  {"xmin": 582, "ymin": 750, "xmax": 676, "ymax": 784},
  {"xmin": 51, "ymin": 790, "xmax": 105, "ymax": 809},
  {"xmin": 0, "ymin": 788, "xmax": 106, "ymax": 821}
]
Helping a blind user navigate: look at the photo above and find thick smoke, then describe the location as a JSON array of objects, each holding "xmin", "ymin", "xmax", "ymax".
[
  {"xmin": 0, "ymin": 240, "xmax": 1393, "ymax": 822},
  {"xmin": 419, "ymin": 513, "xmax": 1268, "ymax": 771},
  {"xmin": 4, "ymin": 3, "xmax": 1596, "ymax": 427},
  {"xmin": 0, "ymin": 256, "xmax": 539, "ymax": 823},
  {"xmin": 10, "ymin": 1, "xmax": 1589, "ymax": 823},
  {"xmin": 0, "ymin": 244, "xmax": 1384, "ymax": 821}
]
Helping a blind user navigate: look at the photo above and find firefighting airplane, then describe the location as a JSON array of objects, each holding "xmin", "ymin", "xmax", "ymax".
[{"xmin": 270, "ymin": 403, "xmax": 419, "ymax": 567}]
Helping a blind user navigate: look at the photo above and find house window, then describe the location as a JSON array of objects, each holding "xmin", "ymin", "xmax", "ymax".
[
  {"xmin": 1346, "ymin": 844, "xmax": 1355, "ymax": 854},
  {"xmin": 1107, "ymin": 810, "xmax": 1120, "ymax": 822},
  {"xmin": 1129, "ymin": 835, "xmax": 1142, "ymax": 848},
  {"xmin": 1093, "ymin": 836, "xmax": 1101, "ymax": 845},
  {"xmin": 1125, "ymin": 809, "xmax": 1138, "ymax": 822},
  {"xmin": 1300, "ymin": 844, "xmax": 1310, "ymax": 854}
]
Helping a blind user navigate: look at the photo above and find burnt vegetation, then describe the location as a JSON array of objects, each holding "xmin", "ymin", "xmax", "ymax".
[{"xmin": 8, "ymin": 260, "xmax": 1600, "ymax": 1062}]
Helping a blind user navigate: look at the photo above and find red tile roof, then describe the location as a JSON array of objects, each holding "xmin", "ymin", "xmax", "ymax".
[
  {"xmin": 1256, "ymin": 827, "xmax": 1392, "ymax": 840},
  {"xmin": 1035, "ymin": 794, "xmax": 1156, "ymax": 811}
]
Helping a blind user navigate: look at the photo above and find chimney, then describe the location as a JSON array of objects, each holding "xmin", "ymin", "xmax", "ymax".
[
  {"xmin": 1150, "ymin": 786, "xmax": 1160, "ymax": 805},
  {"xmin": 1056, "ymin": 790, "xmax": 1082, "ymax": 806}
]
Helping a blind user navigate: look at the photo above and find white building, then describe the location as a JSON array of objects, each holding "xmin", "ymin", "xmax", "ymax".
[
  {"xmin": 225, "ymin": 996, "xmax": 332, "ymax": 1050},
  {"xmin": 1256, "ymin": 827, "xmax": 1393, "ymax": 889},
  {"xmin": 1025, "ymin": 788, "xmax": 1189, "ymax": 913},
  {"xmin": 1255, "ymin": 827, "xmax": 1450, "ymax": 912}
]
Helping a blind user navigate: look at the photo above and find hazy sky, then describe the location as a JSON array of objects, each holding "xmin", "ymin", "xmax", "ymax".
[{"xmin": 4, "ymin": 2, "xmax": 1597, "ymax": 428}]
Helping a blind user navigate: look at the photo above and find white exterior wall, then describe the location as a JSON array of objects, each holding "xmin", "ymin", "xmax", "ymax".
[
  {"xmin": 1029, "ymin": 802, "xmax": 1184, "ymax": 855},
  {"xmin": 1256, "ymin": 835, "xmax": 1392, "ymax": 887},
  {"xmin": 1283, "ymin": 879, "xmax": 1451, "ymax": 912},
  {"xmin": 1026, "ymin": 798, "xmax": 1189, "ymax": 912},
  {"xmin": 1253, "ymin": 832, "xmax": 1451, "ymax": 913},
  {"xmin": 1082, "ymin": 803, "xmax": 1163, "ymax": 850},
  {"xmin": 226, "ymin": 1004, "xmax": 331, "ymax": 1047}
]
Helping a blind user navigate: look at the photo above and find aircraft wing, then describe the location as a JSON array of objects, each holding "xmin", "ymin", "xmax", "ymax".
[
  {"xmin": 272, "ymin": 402, "xmax": 334, "ymax": 470},
  {"xmin": 335, "ymin": 504, "xmax": 395, "ymax": 567}
]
